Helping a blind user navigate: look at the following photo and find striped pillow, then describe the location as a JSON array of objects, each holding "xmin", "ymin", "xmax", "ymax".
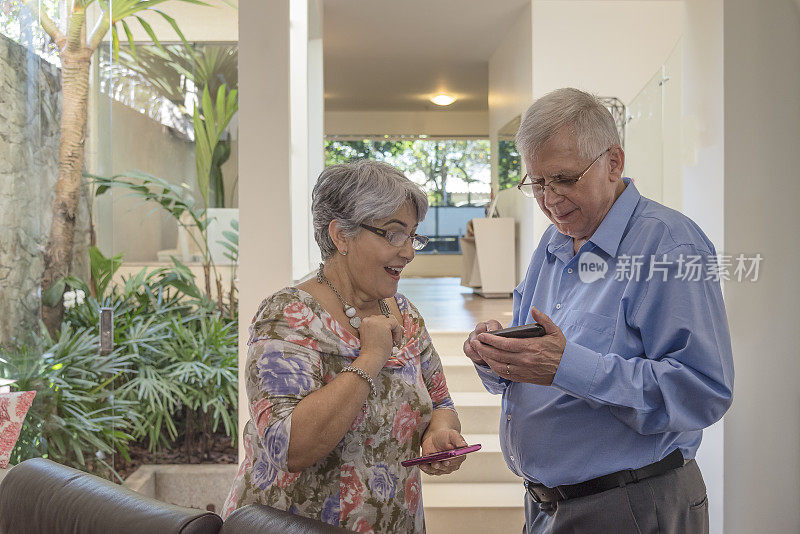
[{"xmin": 0, "ymin": 391, "xmax": 36, "ymax": 468}]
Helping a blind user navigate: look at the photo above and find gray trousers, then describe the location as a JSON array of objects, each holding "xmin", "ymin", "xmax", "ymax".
[{"xmin": 524, "ymin": 460, "xmax": 709, "ymax": 534}]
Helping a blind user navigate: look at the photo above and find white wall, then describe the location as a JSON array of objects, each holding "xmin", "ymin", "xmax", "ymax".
[
  {"xmin": 87, "ymin": 99, "xmax": 240, "ymax": 262},
  {"xmin": 721, "ymin": 1, "xmax": 800, "ymax": 532},
  {"xmin": 681, "ymin": 3, "xmax": 726, "ymax": 532},
  {"xmin": 117, "ymin": 0, "xmax": 238, "ymax": 42},
  {"xmin": 531, "ymin": 1, "xmax": 683, "ymax": 104},
  {"xmin": 325, "ymin": 110, "xmax": 488, "ymax": 137},
  {"xmin": 489, "ymin": 2, "xmax": 536, "ymax": 284},
  {"xmin": 88, "ymin": 100, "xmax": 196, "ymax": 261},
  {"xmin": 491, "ymin": 1, "xmax": 683, "ymax": 285}
]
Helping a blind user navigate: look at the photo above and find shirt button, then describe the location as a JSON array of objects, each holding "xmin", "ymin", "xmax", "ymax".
[
  {"xmin": 556, "ymin": 303, "xmax": 562, "ymax": 310},
  {"xmin": 568, "ymin": 268, "xmax": 573, "ymax": 274},
  {"xmin": 506, "ymin": 414, "xmax": 512, "ymax": 421},
  {"xmin": 510, "ymin": 455, "xmax": 515, "ymax": 462}
]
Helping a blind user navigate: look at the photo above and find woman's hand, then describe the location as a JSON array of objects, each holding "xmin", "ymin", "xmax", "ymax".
[
  {"xmin": 419, "ymin": 428, "xmax": 469, "ymax": 476},
  {"xmin": 358, "ymin": 314, "xmax": 403, "ymax": 368}
]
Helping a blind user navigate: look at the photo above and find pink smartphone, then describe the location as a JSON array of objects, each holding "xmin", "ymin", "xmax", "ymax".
[{"xmin": 401, "ymin": 444, "xmax": 482, "ymax": 467}]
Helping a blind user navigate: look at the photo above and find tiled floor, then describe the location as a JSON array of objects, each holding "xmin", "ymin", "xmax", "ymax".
[{"xmin": 397, "ymin": 277, "xmax": 514, "ymax": 332}]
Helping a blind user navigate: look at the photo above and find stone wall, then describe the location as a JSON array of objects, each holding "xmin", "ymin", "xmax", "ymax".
[{"xmin": 0, "ymin": 33, "xmax": 90, "ymax": 347}]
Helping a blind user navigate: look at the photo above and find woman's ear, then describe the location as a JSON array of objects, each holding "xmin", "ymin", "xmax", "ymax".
[{"xmin": 328, "ymin": 219, "xmax": 349, "ymax": 255}]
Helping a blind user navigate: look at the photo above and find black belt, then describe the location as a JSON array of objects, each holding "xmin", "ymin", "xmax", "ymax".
[{"xmin": 524, "ymin": 449, "xmax": 685, "ymax": 504}]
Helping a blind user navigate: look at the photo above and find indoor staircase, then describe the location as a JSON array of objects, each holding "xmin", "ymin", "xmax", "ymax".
[{"xmin": 422, "ymin": 331, "xmax": 526, "ymax": 534}]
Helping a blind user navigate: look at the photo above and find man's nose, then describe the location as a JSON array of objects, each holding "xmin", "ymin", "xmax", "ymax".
[{"xmin": 543, "ymin": 187, "xmax": 565, "ymax": 208}]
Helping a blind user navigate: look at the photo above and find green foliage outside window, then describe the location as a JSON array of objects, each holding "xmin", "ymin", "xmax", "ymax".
[
  {"xmin": 498, "ymin": 140, "xmax": 522, "ymax": 191},
  {"xmin": 325, "ymin": 138, "xmax": 491, "ymax": 207}
]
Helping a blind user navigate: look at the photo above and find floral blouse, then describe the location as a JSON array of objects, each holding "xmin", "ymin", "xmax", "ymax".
[{"xmin": 221, "ymin": 287, "xmax": 456, "ymax": 533}]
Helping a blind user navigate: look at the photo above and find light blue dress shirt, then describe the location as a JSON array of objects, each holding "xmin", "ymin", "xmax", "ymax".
[{"xmin": 475, "ymin": 177, "xmax": 734, "ymax": 487}]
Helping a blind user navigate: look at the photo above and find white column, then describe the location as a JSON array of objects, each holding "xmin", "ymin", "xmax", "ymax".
[
  {"xmin": 289, "ymin": 0, "xmax": 325, "ymax": 280},
  {"xmin": 721, "ymin": 1, "xmax": 800, "ymax": 532},
  {"xmin": 684, "ymin": 1, "xmax": 800, "ymax": 532},
  {"xmin": 290, "ymin": 0, "xmax": 310, "ymax": 280},
  {"xmin": 307, "ymin": 0, "xmax": 325, "ymax": 271},
  {"xmin": 237, "ymin": 0, "xmax": 324, "ymax": 459},
  {"xmin": 238, "ymin": 0, "xmax": 293, "ymax": 458}
]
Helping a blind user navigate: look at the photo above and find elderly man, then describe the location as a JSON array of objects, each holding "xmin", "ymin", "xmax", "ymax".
[{"xmin": 464, "ymin": 88, "xmax": 733, "ymax": 534}]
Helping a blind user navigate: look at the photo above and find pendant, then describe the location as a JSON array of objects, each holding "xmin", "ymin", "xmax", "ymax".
[
  {"xmin": 350, "ymin": 316, "xmax": 362, "ymax": 329},
  {"xmin": 345, "ymin": 306, "xmax": 357, "ymax": 318}
]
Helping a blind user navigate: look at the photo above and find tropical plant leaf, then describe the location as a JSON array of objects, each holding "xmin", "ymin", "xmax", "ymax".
[
  {"xmin": 111, "ymin": 24, "xmax": 120, "ymax": 60},
  {"xmin": 41, "ymin": 278, "xmax": 67, "ymax": 308},
  {"xmin": 120, "ymin": 19, "xmax": 136, "ymax": 60}
]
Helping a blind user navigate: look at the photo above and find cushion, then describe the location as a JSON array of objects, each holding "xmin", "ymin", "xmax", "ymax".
[
  {"xmin": 0, "ymin": 457, "xmax": 223, "ymax": 534},
  {"xmin": 220, "ymin": 504, "xmax": 350, "ymax": 534},
  {"xmin": 0, "ymin": 391, "xmax": 36, "ymax": 468}
]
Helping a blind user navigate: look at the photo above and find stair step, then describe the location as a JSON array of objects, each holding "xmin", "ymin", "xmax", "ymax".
[
  {"xmin": 422, "ymin": 482, "xmax": 525, "ymax": 508},
  {"xmin": 425, "ymin": 506, "xmax": 526, "ymax": 534},
  {"xmin": 429, "ymin": 330, "xmax": 471, "ymax": 358},
  {"xmin": 421, "ymin": 434, "xmax": 521, "ymax": 484},
  {"xmin": 450, "ymin": 392, "xmax": 502, "ymax": 435},
  {"xmin": 440, "ymin": 356, "xmax": 487, "ymax": 392},
  {"xmin": 423, "ymin": 482, "xmax": 526, "ymax": 534},
  {"xmin": 450, "ymin": 391, "xmax": 502, "ymax": 407}
]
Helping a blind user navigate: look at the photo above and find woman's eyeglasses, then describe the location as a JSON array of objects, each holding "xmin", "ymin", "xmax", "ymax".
[
  {"xmin": 518, "ymin": 147, "xmax": 611, "ymax": 199},
  {"xmin": 360, "ymin": 223, "xmax": 429, "ymax": 251}
]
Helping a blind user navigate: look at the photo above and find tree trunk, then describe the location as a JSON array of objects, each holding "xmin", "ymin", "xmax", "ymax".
[
  {"xmin": 41, "ymin": 49, "xmax": 93, "ymax": 336},
  {"xmin": 201, "ymin": 413, "xmax": 209, "ymax": 460},
  {"xmin": 185, "ymin": 406, "xmax": 193, "ymax": 463}
]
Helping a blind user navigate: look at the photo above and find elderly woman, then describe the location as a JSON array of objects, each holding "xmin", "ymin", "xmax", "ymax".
[{"xmin": 222, "ymin": 160, "xmax": 466, "ymax": 532}]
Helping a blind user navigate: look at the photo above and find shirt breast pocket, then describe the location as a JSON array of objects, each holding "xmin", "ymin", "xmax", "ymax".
[{"xmin": 558, "ymin": 310, "xmax": 616, "ymax": 354}]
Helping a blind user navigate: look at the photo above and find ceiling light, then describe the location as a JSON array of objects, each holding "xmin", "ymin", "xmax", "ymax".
[{"xmin": 430, "ymin": 94, "xmax": 456, "ymax": 106}]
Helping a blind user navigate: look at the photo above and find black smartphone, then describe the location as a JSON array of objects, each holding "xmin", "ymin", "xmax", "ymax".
[{"xmin": 486, "ymin": 323, "xmax": 546, "ymax": 338}]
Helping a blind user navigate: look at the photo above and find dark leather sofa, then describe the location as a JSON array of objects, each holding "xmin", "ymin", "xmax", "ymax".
[{"xmin": 0, "ymin": 458, "xmax": 349, "ymax": 534}]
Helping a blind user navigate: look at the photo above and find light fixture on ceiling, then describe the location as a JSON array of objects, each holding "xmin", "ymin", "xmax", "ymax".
[{"xmin": 430, "ymin": 94, "xmax": 457, "ymax": 106}]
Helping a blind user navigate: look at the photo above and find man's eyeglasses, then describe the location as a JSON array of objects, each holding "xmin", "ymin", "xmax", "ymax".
[
  {"xmin": 517, "ymin": 147, "xmax": 612, "ymax": 199},
  {"xmin": 360, "ymin": 223, "xmax": 429, "ymax": 251}
]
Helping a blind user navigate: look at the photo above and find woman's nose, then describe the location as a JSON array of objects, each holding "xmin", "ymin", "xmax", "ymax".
[{"xmin": 399, "ymin": 238, "xmax": 415, "ymax": 260}]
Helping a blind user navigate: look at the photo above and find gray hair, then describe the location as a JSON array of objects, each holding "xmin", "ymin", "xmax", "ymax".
[
  {"xmin": 515, "ymin": 88, "xmax": 620, "ymax": 163},
  {"xmin": 312, "ymin": 160, "xmax": 429, "ymax": 259}
]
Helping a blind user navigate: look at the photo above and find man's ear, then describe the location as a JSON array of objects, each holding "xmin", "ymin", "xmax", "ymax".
[
  {"xmin": 328, "ymin": 219, "xmax": 349, "ymax": 254},
  {"xmin": 608, "ymin": 145, "xmax": 625, "ymax": 181}
]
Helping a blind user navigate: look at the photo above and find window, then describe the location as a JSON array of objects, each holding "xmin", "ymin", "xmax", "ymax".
[
  {"xmin": 98, "ymin": 43, "xmax": 238, "ymax": 138},
  {"xmin": 325, "ymin": 137, "xmax": 491, "ymax": 253},
  {"xmin": 0, "ymin": 0, "xmax": 61, "ymax": 64}
]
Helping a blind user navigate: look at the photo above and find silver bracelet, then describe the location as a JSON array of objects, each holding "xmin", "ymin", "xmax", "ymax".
[{"xmin": 341, "ymin": 365, "xmax": 377, "ymax": 397}]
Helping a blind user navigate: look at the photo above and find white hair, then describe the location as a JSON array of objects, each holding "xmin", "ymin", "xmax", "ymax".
[
  {"xmin": 312, "ymin": 160, "xmax": 429, "ymax": 259},
  {"xmin": 515, "ymin": 88, "xmax": 620, "ymax": 163}
]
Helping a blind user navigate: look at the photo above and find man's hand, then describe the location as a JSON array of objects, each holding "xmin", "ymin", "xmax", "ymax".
[
  {"xmin": 471, "ymin": 307, "xmax": 567, "ymax": 385},
  {"xmin": 463, "ymin": 319, "xmax": 503, "ymax": 367}
]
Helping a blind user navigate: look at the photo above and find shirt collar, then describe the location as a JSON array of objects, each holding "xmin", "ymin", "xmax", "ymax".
[
  {"xmin": 588, "ymin": 177, "xmax": 640, "ymax": 258},
  {"xmin": 546, "ymin": 230, "xmax": 573, "ymax": 263},
  {"xmin": 545, "ymin": 177, "xmax": 640, "ymax": 261}
]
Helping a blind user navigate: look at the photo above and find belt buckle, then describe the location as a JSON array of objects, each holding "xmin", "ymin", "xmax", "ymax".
[{"xmin": 524, "ymin": 481, "xmax": 544, "ymax": 503}]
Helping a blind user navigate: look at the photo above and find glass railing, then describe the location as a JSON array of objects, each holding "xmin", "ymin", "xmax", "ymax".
[{"xmin": 417, "ymin": 205, "xmax": 487, "ymax": 254}]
